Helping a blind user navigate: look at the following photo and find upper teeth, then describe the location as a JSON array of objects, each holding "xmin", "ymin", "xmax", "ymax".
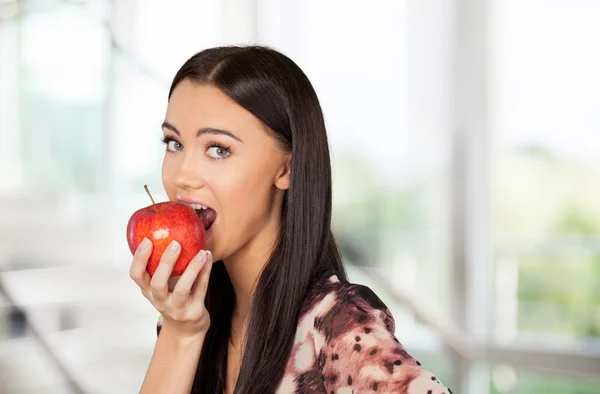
[{"xmin": 186, "ymin": 203, "xmax": 207, "ymax": 210}]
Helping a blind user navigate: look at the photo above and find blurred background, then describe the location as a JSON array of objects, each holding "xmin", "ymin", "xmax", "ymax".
[{"xmin": 1, "ymin": 0, "xmax": 599, "ymax": 393}]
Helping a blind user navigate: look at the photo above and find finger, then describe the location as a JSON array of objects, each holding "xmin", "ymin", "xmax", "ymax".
[
  {"xmin": 150, "ymin": 240, "xmax": 180, "ymax": 302},
  {"xmin": 130, "ymin": 238, "xmax": 153, "ymax": 290},
  {"xmin": 171, "ymin": 250, "xmax": 208, "ymax": 307},
  {"xmin": 192, "ymin": 251, "xmax": 213, "ymax": 306},
  {"xmin": 191, "ymin": 250, "xmax": 213, "ymax": 293}
]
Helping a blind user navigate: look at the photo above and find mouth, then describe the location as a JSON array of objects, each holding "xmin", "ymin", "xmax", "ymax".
[{"xmin": 178, "ymin": 201, "xmax": 217, "ymax": 233}]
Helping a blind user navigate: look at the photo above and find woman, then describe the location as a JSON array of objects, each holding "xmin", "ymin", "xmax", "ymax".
[{"xmin": 129, "ymin": 46, "xmax": 451, "ymax": 394}]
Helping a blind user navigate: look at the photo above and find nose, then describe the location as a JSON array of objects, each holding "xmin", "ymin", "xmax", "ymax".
[{"xmin": 172, "ymin": 151, "xmax": 206, "ymax": 191}]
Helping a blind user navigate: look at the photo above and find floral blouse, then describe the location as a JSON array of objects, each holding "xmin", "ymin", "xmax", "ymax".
[{"xmin": 157, "ymin": 275, "xmax": 452, "ymax": 394}]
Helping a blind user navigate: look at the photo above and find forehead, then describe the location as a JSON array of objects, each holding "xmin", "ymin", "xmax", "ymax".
[{"xmin": 165, "ymin": 79, "xmax": 265, "ymax": 136}]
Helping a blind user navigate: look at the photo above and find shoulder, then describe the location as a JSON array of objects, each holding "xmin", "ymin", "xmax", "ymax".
[
  {"xmin": 299, "ymin": 275, "xmax": 395, "ymax": 337},
  {"xmin": 294, "ymin": 276, "xmax": 452, "ymax": 394}
]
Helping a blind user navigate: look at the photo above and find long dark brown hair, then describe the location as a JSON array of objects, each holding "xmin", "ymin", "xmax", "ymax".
[{"xmin": 167, "ymin": 45, "xmax": 347, "ymax": 394}]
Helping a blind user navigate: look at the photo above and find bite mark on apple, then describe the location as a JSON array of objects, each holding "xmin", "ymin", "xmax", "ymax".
[{"xmin": 153, "ymin": 228, "xmax": 170, "ymax": 239}]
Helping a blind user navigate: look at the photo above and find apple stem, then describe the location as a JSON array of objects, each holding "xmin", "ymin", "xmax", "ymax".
[{"xmin": 144, "ymin": 185, "xmax": 159, "ymax": 212}]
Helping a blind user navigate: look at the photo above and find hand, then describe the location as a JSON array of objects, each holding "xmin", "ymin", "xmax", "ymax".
[{"xmin": 129, "ymin": 238, "xmax": 213, "ymax": 336}]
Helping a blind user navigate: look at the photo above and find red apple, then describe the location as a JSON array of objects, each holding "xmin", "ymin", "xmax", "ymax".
[{"xmin": 126, "ymin": 185, "xmax": 205, "ymax": 277}]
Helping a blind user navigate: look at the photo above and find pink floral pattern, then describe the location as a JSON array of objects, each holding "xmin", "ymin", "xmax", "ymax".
[
  {"xmin": 275, "ymin": 275, "xmax": 452, "ymax": 394},
  {"xmin": 156, "ymin": 275, "xmax": 452, "ymax": 393}
]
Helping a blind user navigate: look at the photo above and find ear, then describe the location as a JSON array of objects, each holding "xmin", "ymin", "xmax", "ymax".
[{"xmin": 274, "ymin": 154, "xmax": 291, "ymax": 190}]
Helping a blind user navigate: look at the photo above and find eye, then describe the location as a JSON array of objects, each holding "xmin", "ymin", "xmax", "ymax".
[
  {"xmin": 162, "ymin": 137, "xmax": 183, "ymax": 152},
  {"xmin": 206, "ymin": 144, "xmax": 231, "ymax": 159}
]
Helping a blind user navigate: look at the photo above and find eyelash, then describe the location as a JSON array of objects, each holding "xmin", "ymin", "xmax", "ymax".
[{"xmin": 161, "ymin": 136, "xmax": 232, "ymax": 159}]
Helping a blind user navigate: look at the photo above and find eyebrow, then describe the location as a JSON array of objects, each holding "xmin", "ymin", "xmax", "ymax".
[{"xmin": 161, "ymin": 121, "xmax": 243, "ymax": 143}]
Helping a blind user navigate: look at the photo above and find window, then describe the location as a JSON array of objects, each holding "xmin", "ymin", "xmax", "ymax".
[
  {"xmin": 490, "ymin": 0, "xmax": 600, "ymax": 346},
  {"xmin": 14, "ymin": 3, "xmax": 110, "ymax": 193}
]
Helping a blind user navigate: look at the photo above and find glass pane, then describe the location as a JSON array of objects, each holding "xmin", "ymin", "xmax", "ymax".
[
  {"xmin": 490, "ymin": 0, "xmax": 600, "ymax": 344},
  {"xmin": 489, "ymin": 365, "xmax": 600, "ymax": 394},
  {"xmin": 19, "ymin": 4, "xmax": 110, "ymax": 193}
]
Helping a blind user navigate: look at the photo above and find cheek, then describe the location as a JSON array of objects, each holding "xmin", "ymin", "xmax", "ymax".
[
  {"xmin": 214, "ymin": 171, "xmax": 263, "ymax": 206},
  {"xmin": 212, "ymin": 161, "xmax": 275, "ymax": 216}
]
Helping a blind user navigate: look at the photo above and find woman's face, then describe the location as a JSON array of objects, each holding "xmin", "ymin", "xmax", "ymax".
[{"xmin": 161, "ymin": 80, "xmax": 290, "ymax": 261}]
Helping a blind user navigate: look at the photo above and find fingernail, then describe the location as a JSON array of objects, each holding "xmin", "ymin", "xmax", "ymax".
[
  {"xmin": 168, "ymin": 241, "xmax": 180, "ymax": 253},
  {"xmin": 196, "ymin": 250, "xmax": 207, "ymax": 262},
  {"xmin": 140, "ymin": 238, "xmax": 151, "ymax": 250}
]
